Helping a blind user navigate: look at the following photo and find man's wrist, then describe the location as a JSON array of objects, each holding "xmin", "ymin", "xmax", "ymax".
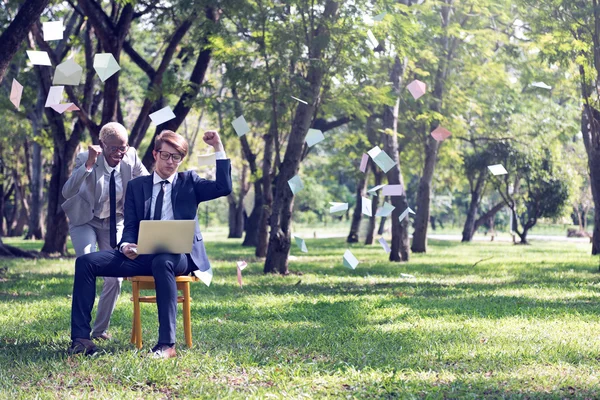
[{"xmin": 213, "ymin": 143, "xmax": 224, "ymax": 152}]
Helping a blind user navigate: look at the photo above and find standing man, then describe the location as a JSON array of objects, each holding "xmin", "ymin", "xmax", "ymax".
[
  {"xmin": 62, "ymin": 122, "xmax": 149, "ymax": 340},
  {"xmin": 68, "ymin": 129, "xmax": 232, "ymax": 359}
]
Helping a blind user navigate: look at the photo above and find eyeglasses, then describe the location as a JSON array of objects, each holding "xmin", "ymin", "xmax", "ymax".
[
  {"xmin": 104, "ymin": 144, "xmax": 129, "ymax": 153},
  {"xmin": 157, "ymin": 151, "xmax": 184, "ymax": 162}
]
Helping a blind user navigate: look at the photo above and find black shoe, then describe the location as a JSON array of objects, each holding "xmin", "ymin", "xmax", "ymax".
[{"xmin": 67, "ymin": 338, "xmax": 98, "ymax": 356}]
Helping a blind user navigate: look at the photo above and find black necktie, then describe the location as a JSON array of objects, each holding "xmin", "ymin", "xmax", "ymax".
[
  {"xmin": 153, "ymin": 180, "xmax": 168, "ymax": 221},
  {"xmin": 109, "ymin": 170, "xmax": 117, "ymax": 249}
]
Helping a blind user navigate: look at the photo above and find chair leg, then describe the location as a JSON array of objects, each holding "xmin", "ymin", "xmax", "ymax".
[
  {"xmin": 130, "ymin": 281, "xmax": 137, "ymax": 345},
  {"xmin": 132, "ymin": 281, "xmax": 143, "ymax": 349},
  {"xmin": 183, "ymin": 282, "xmax": 192, "ymax": 348}
]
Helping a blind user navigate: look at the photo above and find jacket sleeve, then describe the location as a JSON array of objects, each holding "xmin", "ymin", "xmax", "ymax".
[
  {"xmin": 193, "ymin": 159, "xmax": 233, "ymax": 204},
  {"xmin": 130, "ymin": 147, "xmax": 149, "ymax": 177},
  {"xmin": 62, "ymin": 152, "xmax": 92, "ymax": 199},
  {"xmin": 119, "ymin": 181, "xmax": 140, "ymax": 246}
]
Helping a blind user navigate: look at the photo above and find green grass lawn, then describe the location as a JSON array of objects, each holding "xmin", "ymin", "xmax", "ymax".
[{"xmin": 1, "ymin": 235, "xmax": 600, "ymax": 399}]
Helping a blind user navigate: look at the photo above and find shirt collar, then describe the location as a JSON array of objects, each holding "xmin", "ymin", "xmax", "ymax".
[
  {"xmin": 153, "ymin": 171, "xmax": 177, "ymax": 185},
  {"xmin": 103, "ymin": 157, "xmax": 121, "ymax": 174}
]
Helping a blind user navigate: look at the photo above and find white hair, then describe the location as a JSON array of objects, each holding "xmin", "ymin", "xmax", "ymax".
[{"xmin": 99, "ymin": 122, "xmax": 128, "ymax": 142}]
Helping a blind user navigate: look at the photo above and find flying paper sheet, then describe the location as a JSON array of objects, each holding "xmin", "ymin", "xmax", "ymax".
[
  {"xmin": 50, "ymin": 103, "xmax": 79, "ymax": 114},
  {"xmin": 288, "ymin": 175, "xmax": 304, "ymax": 195},
  {"xmin": 10, "ymin": 79, "xmax": 23, "ymax": 109},
  {"xmin": 378, "ymin": 237, "xmax": 391, "ymax": 253},
  {"xmin": 343, "ymin": 249, "xmax": 359, "ymax": 270},
  {"xmin": 26, "ymin": 51, "xmax": 51, "ymax": 66},
  {"xmin": 399, "ymin": 206, "xmax": 415, "ymax": 222},
  {"xmin": 431, "ymin": 126, "xmax": 452, "ymax": 142},
  {"xmin": 361, "ymin": 196, "xmax": 372, "ymax": 217},
  {"xmin": 198, "ymin": 153, "xmax": 216, "ymax": 166},
  {"xmin": 329, "ymin": 202, "xmax": 348, "ymax": 213},
  {"xmin": 359, "ymin": 153, "xmax": 369, "ymax": 173},
  {"xmin": 400, "ymin": 273, "xmax": 416, "ymax": 279},
  {"xmin": 366, "ymin": 29, "xmax": 379, "ymax": 49},
  {"xmin": 407, "ymin": 79, "xmax": 427, "ymax": 100},
  {"xmin": 237, "ymin": 266, "xmax": 243, "ymax": 288},
  {"xmin": 93, "ymin": 53, "xmax": 121, "ymax": 82},
  {"xmin": 531, "ymin": 81, "xmax": 552, "ymax": 90},
  {"xmin": 382, "ymin": 184, "xmax": 404, "ymax": 196},
  {"xmin": 236, "ymin": 261, "xmax": 247, "ymax": 288},
  {"xmin": 487, "ymin": 164, "xmax": 508, "ymax": 175},
  {"xmin": 373, "ymin": 12, "xmax": 387, "ymax": 21},
  {"xmin": 291, "ymin": 95, "xmax": 308, "ymax": 104},
  {"xmin": 375, "ymin": 201, "xmax": 395, "ymax": 217},
  {"xmin": 306, "ymin": 129, "xmax": 324, "ymax": 147},
  {"xmin": 196, "ymin": 268, "xmax": 213, "ymax": 287},
  {"xmin": 43, "ymin": 21, "xmax": 64, "ymax": 41},
  {"xmin": 45, "ymin": 86, "xmax": 64, "ymax": 107},
  {"xmin": 149, "ymin": 106, "xmax": 176, "ymax": 125},
  {"xmin": 294, "ymin": 236, "xmax": 308, "ymax": 253},
  {"xmin": 367, "ymin": 146, "xmax": 396, "ymax": 173},
  {"xmin": 53, "ymin": 58, "xmax": 83, "ymax": 85},
  {"xmin": 367, "ymin": 184, "xmax": 386, "ymax": 196},
  {"xmin": 231, "ymin": 115, "xmax": 250, "ymax": 137}
]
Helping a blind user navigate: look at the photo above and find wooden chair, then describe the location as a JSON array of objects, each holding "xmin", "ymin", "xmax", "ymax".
[{"xmin": 127, "ymin": 275, "xmax": 199, "ymax": 349}]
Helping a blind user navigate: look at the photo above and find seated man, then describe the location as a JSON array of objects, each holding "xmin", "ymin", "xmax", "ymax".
[{"xmin": 68, "ymin": 129, "xmax": 232, "ymax": 359}]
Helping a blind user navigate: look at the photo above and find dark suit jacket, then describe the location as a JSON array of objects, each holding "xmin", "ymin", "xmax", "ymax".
[{"xmin": 120, "ymin": 159, "xmax": 232, "ymax": 271}]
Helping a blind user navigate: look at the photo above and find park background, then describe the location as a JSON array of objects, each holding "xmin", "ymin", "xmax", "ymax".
[{"xmin": 3, "ymin": 0, "xmax": 600, "ymax": 398}]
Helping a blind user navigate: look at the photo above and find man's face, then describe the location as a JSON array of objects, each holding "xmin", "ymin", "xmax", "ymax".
[
  {"xmin": 153, "ymin": 143, "xmax": 183, "ymax": 178},
  {"xmin": 100, "ymin": 135, "xmax": 128, "ymax": 167}
]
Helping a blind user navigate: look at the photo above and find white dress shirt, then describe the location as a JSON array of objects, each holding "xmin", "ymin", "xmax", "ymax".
[
  {"xmin": 94, "ymin": 159, "xmax": 124, "ymax": 219},
  {"xmin": 120, "ymin": 150, "xmax": 227, "ymax": 252}
]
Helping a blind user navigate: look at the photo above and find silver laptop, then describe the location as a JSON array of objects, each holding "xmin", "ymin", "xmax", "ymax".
[{"xmin": 137, "ymin": 220, "xmax": 196, "ymax": 255}]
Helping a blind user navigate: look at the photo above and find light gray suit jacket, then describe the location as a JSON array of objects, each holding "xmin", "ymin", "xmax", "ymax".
[{"xmin": 61, "ymin": 147, "xmax": 149, "ymax": 227}]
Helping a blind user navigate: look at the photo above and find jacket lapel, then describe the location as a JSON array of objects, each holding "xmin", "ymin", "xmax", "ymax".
[
  {"xmin": 93, "ymin": 154, "xmax": 105, "ymax": 204},
  {"xmin": 171, "ymin": 172, "xmax": 184, "ymax": 219},
  {"xmin": 121, "ymin": 156, "xmax": 132, "ymax": 184},
  {"xmin": 143, "ymin": 174, "xmax": 153, "ymax": 219}
]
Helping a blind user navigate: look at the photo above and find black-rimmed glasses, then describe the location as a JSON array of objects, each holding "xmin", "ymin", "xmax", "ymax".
[{"xmin": 157, "ymin": 151, "xmax": 184, "ymax": 162}]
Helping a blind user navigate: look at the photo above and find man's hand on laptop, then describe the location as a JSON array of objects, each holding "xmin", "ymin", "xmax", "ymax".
[{"xmin": 122, "ymin": 244, "xmax": 139, "ymax": 260}]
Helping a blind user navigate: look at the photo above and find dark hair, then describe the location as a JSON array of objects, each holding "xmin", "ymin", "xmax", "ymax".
[{"xmin": 154, "ymin": 130, "xmax": 189, "ymax": 157}]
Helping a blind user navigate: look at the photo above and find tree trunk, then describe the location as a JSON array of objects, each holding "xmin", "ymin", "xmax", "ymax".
[
  {"xmin": 256, "ymin": 123, "xmax": 275, "ymax": 258},
  {"xmin": 411, "ymin": 1, "xmax": 454, "ymax": 253},
  {"xmin": 473, "ymin": 202, "xmax": 505, "ymax": 233},
  {"xmin": 0, "ymin": 0, "xmax": 49, "ymax": 84},
  {"xmin": 11, "ymin": 168, "xmax": 29, "ymax": 237},
  {"xmin": 582, "ymin": 105, "xmax": 600, "ymax": 254},
  {"xmin": 377, "ymin": 216, "xmax": 387, "ymax": 235},
  {"xmin": 347, "ymin": 173, "xmax": 367, "ymax": 243},
  {"xmin": 26, "ymin": 85, "xmax": 45, "ymax": 239},
  {"xmin": 517, "ymin": 227, "xmax": 530, "ymax": 244},
  {"xmin": 264, "ymin": 0, "xmax": 339, "ymax": 274},
  {"xmin": 382, "ymin": 56, "xmax": 410, "ymax": 262},
  {"xmin": 227, "ymin": 194, "xmax": 245, "ymax": 238},
  {"xmin": 365, "ymin": 173, "xmax": 383, "ymax": 245},
  {"xmin": 242, "ymin": 181, "xmax": 263, "ymax": 247},
  {"xmin": 461, "ymin": 172, "xmax": 486, "ymax": 242},
  {"xmin": 39, "ymin": 67, "xmax": 83, "ymax": 254},
  {"xmin": 41, "ymin": 120, "xmax": 82, "ymax": 254}
]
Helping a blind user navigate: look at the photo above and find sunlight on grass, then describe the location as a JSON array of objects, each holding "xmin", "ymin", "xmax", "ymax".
[{"xmin": 1, "ymin": 236, "xmax": 600, "ymax": 398}]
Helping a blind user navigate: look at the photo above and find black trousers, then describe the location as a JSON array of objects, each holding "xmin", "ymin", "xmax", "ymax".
[{"xmin": 71, "ymin": 250, "xmax": 196, "ymax": 345}]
